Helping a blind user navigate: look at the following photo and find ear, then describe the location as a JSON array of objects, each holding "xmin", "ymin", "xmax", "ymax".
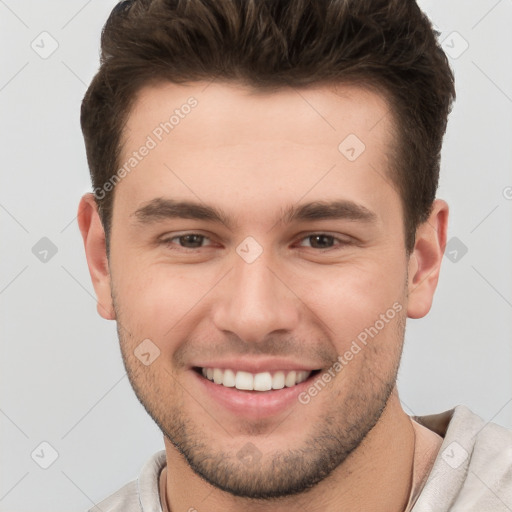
[
  {"xmin": 407, "ymin": 199, "xmax": 449, "ymax": 319},
  {"xmin": 77, "ymin": 193, "xmax": 116, "ymax": 320}
]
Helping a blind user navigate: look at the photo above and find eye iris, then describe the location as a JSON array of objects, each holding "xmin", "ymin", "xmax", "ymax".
[
  {"xmin": 180, "ymin": 234, "xmax": 203, "ymax": 248},
  {"xmin": 310, "ymin": 234, "xmax": 333, "ymax": 249}
]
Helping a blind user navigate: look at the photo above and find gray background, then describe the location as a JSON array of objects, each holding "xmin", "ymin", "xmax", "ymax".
[{"xmin": 1, "ymin": 1, "xmax": 511, "ymax": 510}]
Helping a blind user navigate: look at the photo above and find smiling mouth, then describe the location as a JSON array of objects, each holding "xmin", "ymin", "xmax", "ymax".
[{"xmin": 193, "ymin": 367, "xmax": 322, "ymax": 392}]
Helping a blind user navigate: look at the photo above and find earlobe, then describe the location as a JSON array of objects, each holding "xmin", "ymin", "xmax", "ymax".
[
  {"xmin": 77, "ymin": 194, "xmax": 116, "ymax": 320},
  {"xmin": 406, "ymin": 199, "xmax": 449, "ymax": 319}
]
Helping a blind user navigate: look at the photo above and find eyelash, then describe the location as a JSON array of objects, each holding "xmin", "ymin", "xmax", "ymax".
[{"xmin": 159, "ymin": 232, "xmax": 352, "ymax": 252}]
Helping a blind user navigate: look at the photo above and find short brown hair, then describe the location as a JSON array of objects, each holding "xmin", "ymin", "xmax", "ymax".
[{"xmin": 81, "ymin": 0, "xmax": 455, "ymax": 255}]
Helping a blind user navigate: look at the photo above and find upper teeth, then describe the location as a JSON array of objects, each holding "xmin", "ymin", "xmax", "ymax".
[{"xmin": 201, "ymin": 368, "xmax": 312, "ymax": 391}]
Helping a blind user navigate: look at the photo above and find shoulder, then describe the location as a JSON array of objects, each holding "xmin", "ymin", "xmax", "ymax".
[
  {"xmin": 88, "ymin": 480, "xmax": 140, "ymax": 512},
  {"xmin": 443, "ymin": 404, "xmax": 512, "ymax": 467},
  {"xmin": 458, "ymin": 405, "xmax": 512, "ymax": 508},
  {"xmin": 412, "ymin": 405, "xmax": 512, "ymax": 511},
  {"xmin": 87, "ymin": 450, "xmax": 167, "ymax": 512}
]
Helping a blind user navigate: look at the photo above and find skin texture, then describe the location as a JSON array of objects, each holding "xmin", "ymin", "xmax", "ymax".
[{"xmin": 78, "ymin": 81, "xmax": 449, "ymax": 512}]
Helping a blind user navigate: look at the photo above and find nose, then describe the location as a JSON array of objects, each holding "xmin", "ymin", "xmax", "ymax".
[{"xmin": 212, "ymin": 250, "xmax": 300, "ymax": 345}]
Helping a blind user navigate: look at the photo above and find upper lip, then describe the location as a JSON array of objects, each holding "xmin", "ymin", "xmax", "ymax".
[{"xmin": 192, "ymin": 357, "xmax": 323, "ymax": 374}]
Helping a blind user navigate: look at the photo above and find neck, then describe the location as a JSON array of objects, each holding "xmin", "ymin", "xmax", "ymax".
[{"xmin": 162, "ymin": 387, "xmax": 415, "ymax": 512}]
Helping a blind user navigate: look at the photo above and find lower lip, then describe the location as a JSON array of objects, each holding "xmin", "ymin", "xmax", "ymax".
[{"xmin": 191, "ymin": 369, "xmax": 320, "ymax": 419}]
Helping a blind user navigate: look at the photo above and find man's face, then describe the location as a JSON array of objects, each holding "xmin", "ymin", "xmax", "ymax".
[{"xmin": 105, "ymin": 81, "xmax": 412, "ymax": 497}]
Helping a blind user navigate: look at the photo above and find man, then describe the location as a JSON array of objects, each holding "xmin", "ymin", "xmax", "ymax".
[{"xmin": 77, "ymin": 0, "xmax": 512, "ymax": 510}]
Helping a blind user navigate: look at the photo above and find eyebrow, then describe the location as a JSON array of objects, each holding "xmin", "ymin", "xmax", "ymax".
[{"xmin": 131, "ymin": 197, "xmax": 378, "ymax": 231}]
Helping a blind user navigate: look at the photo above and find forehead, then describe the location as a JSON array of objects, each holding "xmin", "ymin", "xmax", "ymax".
[
  {"xmin": 123, "ymin": 80, "xmax": 394, "ymax": 150},
  {"xmin": 115, "ymin": 80, "xmax": 399, "ymax": 227}
]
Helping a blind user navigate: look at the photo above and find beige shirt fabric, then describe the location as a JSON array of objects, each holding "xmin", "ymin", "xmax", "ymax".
[{"xmin": 89, "ymin": 405, "xmax": 512, "ymax": 512}]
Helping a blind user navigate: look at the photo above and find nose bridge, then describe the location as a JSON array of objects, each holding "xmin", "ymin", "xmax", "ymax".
[{"xmin": 212, "ymin": 246, "xmax": 299, "ymax": 343}]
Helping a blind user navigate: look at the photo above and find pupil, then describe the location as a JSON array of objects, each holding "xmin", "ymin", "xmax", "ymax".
[
  {"xmin": 311, "ymin": 235, "xmax": 332, "ymax": 248},
  {"xmin": 182, "ymin": 235, "xmax": 202, "ymax": 248}
]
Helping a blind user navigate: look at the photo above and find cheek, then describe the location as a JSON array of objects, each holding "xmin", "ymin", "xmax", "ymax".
[
  {"xmin": 300, "ymin": 257, "xmax": 406, "ymax": 337},
  {"xmin": 113, "ymin": 263, "xmax": 212, "ymax": 341}
]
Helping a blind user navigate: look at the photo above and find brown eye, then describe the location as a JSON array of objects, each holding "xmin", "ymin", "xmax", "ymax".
[
  {"xmin": 307, "ymin": 234, "xmax": 335, "ymax": 249},
  {"xmin": 161, "ymin": 233, "xmax": 211, "ymax": 250},
  {"xmin": 297, "ymin": 233, "xmax": 348, "ymax": 250},
  {"xmin": 177, "ymin": 234, "xmax": 205, "ymax": 248}
]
